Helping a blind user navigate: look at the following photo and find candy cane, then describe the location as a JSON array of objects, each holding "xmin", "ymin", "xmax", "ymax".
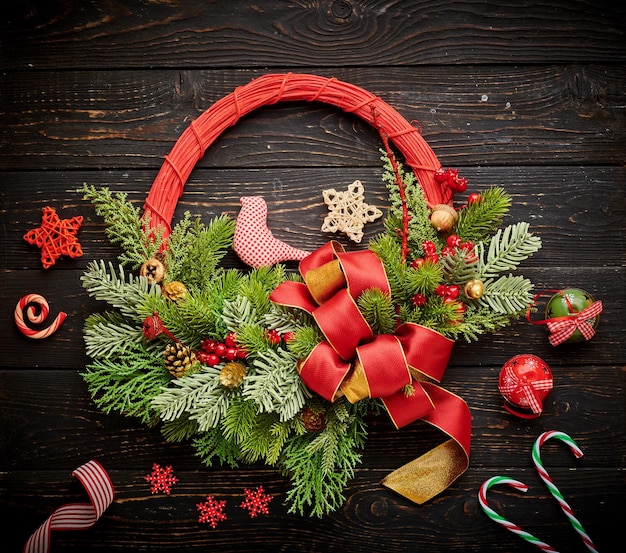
[
  {"xmin": 532, "ymin": 431, "xmax": 599, "ymax": 553},
  {"xmin": 23, "ymin": 460, "xmax": 114, "ymax": 553},
  {"xmin": 14, "ymin": 294, "xmax": 67, "ymax": 339},
  {"xmin": 478, "ymin": 476, "xmax": 559, "ymax": 552}
]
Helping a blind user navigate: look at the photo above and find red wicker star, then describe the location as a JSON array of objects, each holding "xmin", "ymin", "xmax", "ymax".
[
  {"xmin": 240, "ymin": 486, "xmax": 273, "ymax": 518},
  {"xmin": 197, "ymin": 495, "xmax": 227, "ymax": 528},
  {"xmin": 23, "ymin": 206, "xmax": 83, "ymax": 269},
  {"xmin": 144, "ymin": 463, "xmax": 178, "ymax": 494}
]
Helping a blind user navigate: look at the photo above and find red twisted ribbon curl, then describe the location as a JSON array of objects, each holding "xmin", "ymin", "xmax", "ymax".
[
  {"xmin": 270, "ymin": 241, "xmax": 471, "ymax": 504},
  {"xmin": 527, "ymin": 290, "xmax": 602, "ymax": 346},
  {"xmin": 23, "ymin": 460, "xmax": 114, "ymax": 553}
]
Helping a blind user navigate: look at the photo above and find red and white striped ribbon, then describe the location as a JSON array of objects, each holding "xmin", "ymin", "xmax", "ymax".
[
  {"xmin": 498, "ymin": 365, "xmax": 553, "ymax": 414},
  {"xmin": 546, "ymin": 300, "xmax": 603, "ymax": 346},
  {"xmin": 23, "ymin": 460, "xmax": 114, "ymax": 553}
]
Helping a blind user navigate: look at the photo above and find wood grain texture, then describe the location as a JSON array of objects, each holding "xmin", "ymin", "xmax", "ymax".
[{"xmin": 1, "ymin": 1, "xmax": 624, "ymax": 552}]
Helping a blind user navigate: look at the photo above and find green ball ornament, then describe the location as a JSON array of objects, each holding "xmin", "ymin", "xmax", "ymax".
[{"xmin": 545, "ymin": 288, "xmax": 600, "ymax": 343}]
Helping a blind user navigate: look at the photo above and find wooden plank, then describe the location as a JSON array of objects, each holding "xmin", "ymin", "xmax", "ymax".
[
  {"xmin": 1, "ymin": 66, "xmax": 625, "ymax": 169},
  {"xmin": 1, "ymin": 366, "xmax": 624, "ymax": 470},
  {"xmin": 1, "ymin": 264, "xmax": 622, "ymax": 369},
  {"xmin": 2, "ymin": 468, "xmax": 623, "ymax": 552},
  {"xmin": 1, "ymin": 1, "xmax": 625, "ymax": 70},
  {"xmin": 1, "ymin": 166, "xmax": 624, "ymax": 270}
]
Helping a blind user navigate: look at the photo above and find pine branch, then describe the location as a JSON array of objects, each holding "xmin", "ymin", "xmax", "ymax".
[
  {"xmin": 80, "ymin": 184, "xmax": 162, "ymax": 267},
  {"xmin": 81, "ymin": 341, "xmax": 170, "ymax": 425},
  {"xmin": 478, "ymin": 222, "xmax": 542, "ymax": 279},
  {"xmin": 81, "ymin": 260, "xmax": 160, "ymax": 318},
  {"xmin": 193, "ymin": 427, "xmax": 241, "ymax": 468},
  {"xmin": 357, "ymin": 288, "xmax": 395, "ymax": 335},
  {"xmin": 478, "ymin": 275, "xmax": 535, "ymax": 314},
  {"xmin": 84, "ymin": 312, "xmax": 145, "ymax": 358},
  {"xmin": 151, "ymin": 367, "xmax": 230, "ymax": 430},
  {"xmin": 455, "ymin": 186, "xmax": 511, "ymax": 242},
  {"xmin": 161, "ymin": 415, "xmax": 200, "ymax": 443},
  {"xmin": 242, "ymin": 348, "xmax": 310, "ymax": 422},
  {"xmin": 439, "ymin": 250, "xmax": 479, "ymax": 285}
]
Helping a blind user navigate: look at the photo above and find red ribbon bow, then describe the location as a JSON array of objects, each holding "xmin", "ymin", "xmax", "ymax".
[
  {"xmin": 270, "ymin": 241, "xmax": 471, "ymax": 504},
  {"xmin": 498, "ymin": 365, "xmax": 553, "ymax": 416},
  {"xmin": 546, "ymin": 301, "xmax": 603, "ymax": 346}
]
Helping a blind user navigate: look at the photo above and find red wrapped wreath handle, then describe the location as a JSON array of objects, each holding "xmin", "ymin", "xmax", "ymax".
[{"xmin": 142, "ymin": 72, "xmax": 451, "ymax": 239}]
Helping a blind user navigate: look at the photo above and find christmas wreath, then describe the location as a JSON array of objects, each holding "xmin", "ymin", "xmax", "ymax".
[{"xmin": 80, "ymin": 73, "xmax": 541, "ymax": 517}]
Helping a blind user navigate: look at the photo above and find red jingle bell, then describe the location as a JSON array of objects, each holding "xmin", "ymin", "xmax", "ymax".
[{"xmin": 498, "ymin": 354, "xmax": 553, "ymax": 419}]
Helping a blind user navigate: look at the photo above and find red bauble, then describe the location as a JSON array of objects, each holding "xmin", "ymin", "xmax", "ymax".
[{"xmin": 498, "ymin": 354, "xmax": 553, "ymax": 419}]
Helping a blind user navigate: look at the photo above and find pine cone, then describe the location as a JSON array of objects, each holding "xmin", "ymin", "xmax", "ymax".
[
  {"xmin": 219, "ymin": 361, "xmax": 246, "ymax": 389},
  {"xmin": 162, "ymin": 281, "xmax": 187, "ymax": 301},
  {"xmin": 301, "ymin": 407, "xmax": 326, "ymax": 432},
  {"xmin": 164, "ymin": 342, "xmax": 200, "ymax": 378}
]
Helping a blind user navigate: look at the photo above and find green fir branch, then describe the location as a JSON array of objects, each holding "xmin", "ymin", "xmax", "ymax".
[
  {"xmin": 161, "ymin": 415, "xmax": 200, "ymax": 443},
  {"xmin": 439, "ymin": 250, "xmax": 479, "ymax": 285},
  {"xmin": 477, "ymin": 275, "xmax": 535, "ymax": 314},
  {"xmin": 84, "ymin": 312, "xmax": 145, "ymax": 358},
  {"xmin": 193, "ymin": 427, "xmax": 241, "ymax": 468},
  {"xmin": 478, "ymin": 222, "xmax": 542, "ymax": 279},
  {"xmin": 168, "ymin": 214, "xmax": 236, "ymax": 292},
  {"xmin": 357, "ymin": 288, "xmax": 395, "ymax": 335},
  {"xmin": 282, "ymin": 400, "xmax": 368, "ymax": 517},
  {"xmin": 455, "ymin": 186, "xmax": 511, "ymax": 242},
  {"xmin": 242, "ymin": 348, "xmax": 310, "ymax": 422},
  {"xmin": 152, "ymin": 366, "xmax": 229, "ymax": 430},
  {"xmin": 81, "ymin": 260, "xmax": 160, "ymax": 319},
  {"xmin": 81, "ymin": 341, "xmax": 170, "ymax": 425},
  {"xmin": 80, "ymin": 184, "xmax": 163, "ymax": 267}
]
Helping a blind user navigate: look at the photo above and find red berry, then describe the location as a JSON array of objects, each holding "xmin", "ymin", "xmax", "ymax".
[
  {"xmin": 441, "ymin": 246, "xmax": 455, "ymax": 257},
  {"xmin": 452, "ymin": 177, "xmax": 467, "ymax": 193},
  {"xmin": 225, "ymin": 331, "xmax": 238, "ymax": 348},
  {"xmin": 447, "ymin": 285, "xmax": 461, "ymax": 299},
  {"xmin": 436, "ymin": 284, "xmax": 447, "ymax": 297},
  {"xmin": 283, "ymin": 331, "xmax": 296, "ymax": 343},
  {"xmin": 205, "ymin": 353, "xmax": 221, "ymax": 366},
  {"xmin": 267, "ymin": 329, "xmax": 281, "ymax": 345},
  {"xmin": 422, "ymin": 240, "xmax": 437, "ymax": 256},
  {"xmin": 225, "ymin": 347, "xmax": 238, "ymax": 360},
  {"xmin": 411, "ymin": 293, "xmax": 426, "ymax": 307},
  {"xmin": 426, "ymin": 253, "xmax": 439, "ymax": 264},
  {"xmin": 201, "ymin": 338, "xmax": 217, "ymax": 353},
  {"xmin": 236, "ymin": 347, "xmax": 248, "ymax": 359},
  {"xmin": 410, "ymin": 258, "xmax": 426, "ymax": 269},
  {"xmin": 447, "ymin": 234, "xmax": 462, "ymax": 248},
  {"xmin": 460, "ymin": 241, "xmax": 475, "ymax": 252},
  {"xmin": 434, "ymin": 167, "xmax": 447, "ymax": 183},
  {"xmin": 468, "ymin": 193, "xmax": 482, "ymax": 204},
  {"xmin": 214, "ymin": 343, "xmax": 227, "ymax": 358}
]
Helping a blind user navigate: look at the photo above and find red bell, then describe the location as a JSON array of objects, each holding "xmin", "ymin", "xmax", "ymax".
[{"xmin": 498, "ymin": 354, "xmax": 553, "ymax": 419}]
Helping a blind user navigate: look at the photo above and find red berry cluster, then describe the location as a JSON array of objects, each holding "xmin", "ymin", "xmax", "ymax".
[
  {"xmin": 441, "ymin": 235, "xmax": 477, "ymax": 263},
  {"xmin": 434, "ymin": 167, "xmax": 467, "ymax": 193},
  {"xmin": 197, "ymin": 331, "xmax": 247, "ymax": 366},
  {"xmin": 266, "ymin": 329, "xmax": 295, "ymax": 345}
]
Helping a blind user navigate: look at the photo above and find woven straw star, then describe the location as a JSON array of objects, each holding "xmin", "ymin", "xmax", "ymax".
[{"xmin": 321, "ymin": 180, "xmax": 382, "ymax": 243}]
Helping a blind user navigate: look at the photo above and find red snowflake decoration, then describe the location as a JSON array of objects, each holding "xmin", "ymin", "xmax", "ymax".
[
  {"xmin": 144, "ymin": 463, "xmax": 178, "ymax": 494},
  {"xmin": 240, "ymin": 486, "xmax": 272, "ymax": 518},
  {"xmin": 23, "ymin": 206, "xmax": 83, "ymax": 269},
  {"xmin": 197, "ymin": 495, "xmax": 227, "ymax": 528}
]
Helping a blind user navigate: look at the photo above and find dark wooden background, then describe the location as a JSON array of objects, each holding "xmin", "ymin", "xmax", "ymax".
[{"xmin": 1, "ymin": 1, "xmax": 625, "ymax": 551}]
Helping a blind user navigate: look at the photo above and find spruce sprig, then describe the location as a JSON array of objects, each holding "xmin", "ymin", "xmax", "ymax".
[
  {"xmin": 81, "ymin": 340, "xmax": 169, "ymax": 425},
  {"xmin": 80, "ymin": 184, "xmax": 163, "ymax": 268},
  {"xmin": 455, "ymin": 186, "xmax": 511, "ymax": 242},
  {"xmin": 478, "ymin": 222, "xmax": 542, "ymax": 279}
]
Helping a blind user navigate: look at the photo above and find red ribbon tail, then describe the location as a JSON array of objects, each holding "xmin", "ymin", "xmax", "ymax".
[{"xmin": 381, "ymin": 383, "xmax": 471, "ymax": 505}]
